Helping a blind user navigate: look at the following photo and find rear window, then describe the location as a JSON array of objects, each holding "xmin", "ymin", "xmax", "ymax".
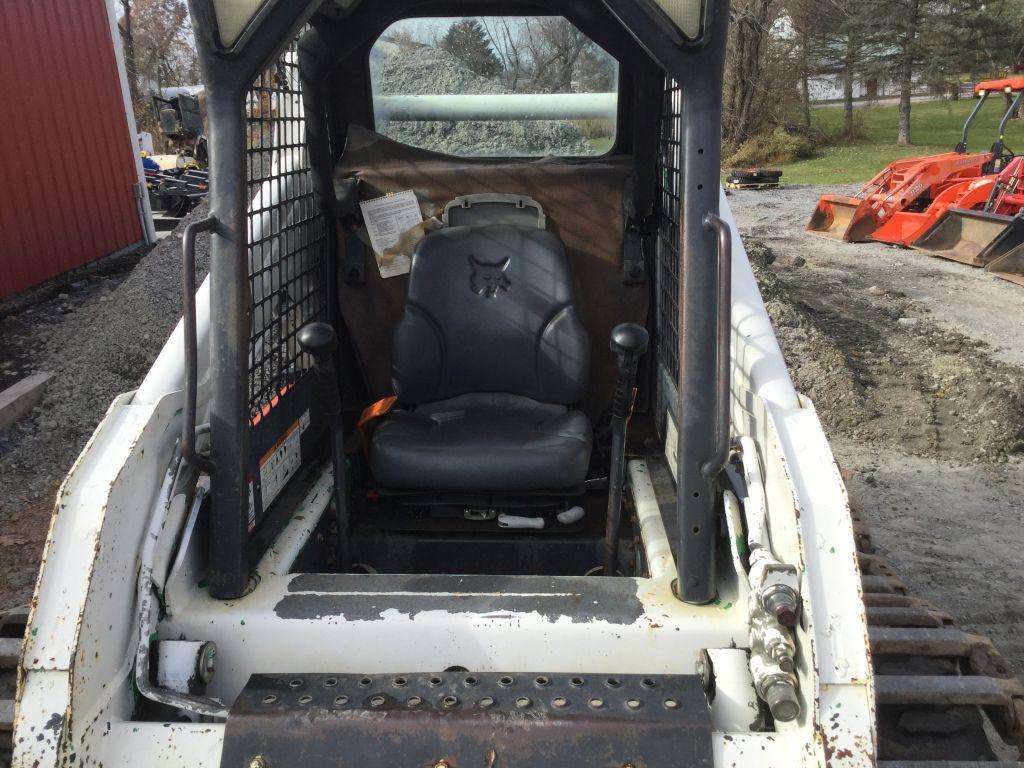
[{"xmin": 369, "ymin": 16, "xmax": 619, "ymax": 158}]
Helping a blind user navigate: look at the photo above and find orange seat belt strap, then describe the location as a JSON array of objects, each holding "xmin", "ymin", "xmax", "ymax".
[{"xmin": 356, "ymin": 396, "xmax": 398, "ymax": 455}]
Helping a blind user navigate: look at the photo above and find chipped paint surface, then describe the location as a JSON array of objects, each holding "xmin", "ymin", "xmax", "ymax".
[
  {"xmin": 161, "ymin": 566, "xmax": 749, "ymax": 705},
  {"xmin": 14, "ymin": 391, "xmax": 183, "ymax": 768},
  {"xmin": 724, "ymin": 189, "xmax": 876, "ymax": 766},
  {"xmin": 12, "ymin": 193, "xmax": 874, "ymax": 768}
]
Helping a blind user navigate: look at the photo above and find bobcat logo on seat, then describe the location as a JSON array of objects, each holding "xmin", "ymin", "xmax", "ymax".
[{"xmin": 469, "ymin": 255, "xmax": 511, "ymax": 299}]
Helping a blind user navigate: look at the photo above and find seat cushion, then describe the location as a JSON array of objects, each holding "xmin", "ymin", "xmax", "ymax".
[
  {"xmin": 370, "ymin": 394, "xmax": 592, "ymax": 492},
  {"xmin": 391, "ymin": 225, "xmax": 590, "ymax": 406}
]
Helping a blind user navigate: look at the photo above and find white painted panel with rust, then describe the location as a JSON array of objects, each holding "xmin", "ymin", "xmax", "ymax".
[{"xmin": 10, "ymin": 187, "xmax": 876, "ymax": 768}]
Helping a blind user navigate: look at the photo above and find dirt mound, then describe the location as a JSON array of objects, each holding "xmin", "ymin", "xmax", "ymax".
[
  {"xmin": 375, "ymin": 45, "xmax": 592, "ymax": 157},
  {"xmin": 749, "ymin": 237, "xmax": 1024, "ymax": 462}
]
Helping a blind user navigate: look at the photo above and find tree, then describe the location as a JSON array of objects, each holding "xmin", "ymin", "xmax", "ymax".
[
  {"xmin": 889, "ymin": 0, "xmax": 924, "ymax": 145},
  {"xmin": 118, "ymin": 0, "xmax": 199, "ymax": 145},
  {"xmin": 118, "ymin": 0, "xmax": 140, "ymax": 108},
  {"xmin": 785, "ymin": 0, "xmax": 816, "ymax": 128},
  {"xmin": 518, "ymin": 17, "xmax": 592, "ymax": 93},
  {"xmin": 724, "ymin": 0, "xmax": 1024, "ymax": 151},
  {"xmin": 723, "ymin": 0, "xmax": 777, "ymax": 144},
  {"xmin": 482, "ymin": 17, "xmax": 527, "ymax": 91},
  {"xmin": 813, "ymin": 0, "xmax": 879, "ymax": 137},
  {"xmin": 440, "ymin": 19, "xmax": 502, "ymax": 79},
  {"xmin": 481, "ymin": 16, "xmax": 611, "ymax": 95}
]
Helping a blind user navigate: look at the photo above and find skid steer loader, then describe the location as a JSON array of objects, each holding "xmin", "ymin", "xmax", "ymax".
[
  {"xmin": 8, "ymin": 2, "xmax": 1024, "ymax": 767},
  {"xmin": 807, "ymin": 79, "xmax": 1023, "ymax": 243}
]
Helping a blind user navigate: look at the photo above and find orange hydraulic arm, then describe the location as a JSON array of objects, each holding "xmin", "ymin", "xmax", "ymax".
[
  {"xmin": 872, "ymin": 157, "xmax": 1024, "ymax": 246},
  {"xmin": 808, "ymin": 151, "xmax": 993, "ymax": 241},
  {"xmin": 808, "ymin": 78, "xmax": 1024, "ymax": 242},
  {"xmin": 870, "ymin": 81, "xmax": 1024, "ymax": 246}
]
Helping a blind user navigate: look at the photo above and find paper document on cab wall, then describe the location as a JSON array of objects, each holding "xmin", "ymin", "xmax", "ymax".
[{"xmin": 359, "ymin": 190, "xmax": 425, "ymax": 278}]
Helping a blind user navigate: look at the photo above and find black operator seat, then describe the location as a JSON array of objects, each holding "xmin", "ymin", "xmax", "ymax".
[{"xmin": 370, "ymin": 225, "xmax": 593, "ymax": 492}]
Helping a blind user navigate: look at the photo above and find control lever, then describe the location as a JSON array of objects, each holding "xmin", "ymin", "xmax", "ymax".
[
  {"xmin": 298, "ymin": 322, "xmax": 351, "ymax": 572},
  {"xmin": 603, "ymin": 323, "xmax": 649, "ymax": 576}
]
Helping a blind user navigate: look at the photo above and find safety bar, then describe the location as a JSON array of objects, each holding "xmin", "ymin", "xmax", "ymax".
[
  {"xmin": 701, "ymin": 213, "xmax": 732, "ymax": 479},
  {"xmin": 373, "ymin": 92, "xmax": 617, "ymax": 123},
  {"xmin": 997, "ymin": 90, "xmax": 1024, "ymax": 142},
  {"xmin": 957, "ymin": 91, "xmax": 989, "ymax": 154},
  {"xmin": 182, "ymin": 215, "xmax": 217, "ymax": 474}
]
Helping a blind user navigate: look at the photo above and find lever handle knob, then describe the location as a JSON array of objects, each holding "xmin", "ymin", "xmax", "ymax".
[
  {"xmin": 298, "ymin": 322, "xmax": 341, "ymax": 416},
  {"xmin": 610, "ymin": 323, "xmax": 649, "ymax": 357},
  {"xmin": 298, "ymin": 322, "xmax": 338, "ymax": 359}
]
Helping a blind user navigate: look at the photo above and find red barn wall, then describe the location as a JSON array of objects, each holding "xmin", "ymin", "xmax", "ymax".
[{"xmin": 0, "ymin": 0, "xmax": 145, "ymax": 300}]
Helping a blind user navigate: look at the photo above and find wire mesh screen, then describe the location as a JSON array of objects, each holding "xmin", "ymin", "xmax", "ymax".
[
  {"xmin": 246, "ymin": 37, "xmax": 328, "ymax": 420},
  {"xmin": 655, "ymin": 78, "xmax": 682, "ymax": 386}
]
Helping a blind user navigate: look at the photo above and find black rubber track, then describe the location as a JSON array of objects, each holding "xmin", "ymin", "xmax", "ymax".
[{"xmin": 854, "ymin": 510, "xmax": 1023, "ymax": 763}]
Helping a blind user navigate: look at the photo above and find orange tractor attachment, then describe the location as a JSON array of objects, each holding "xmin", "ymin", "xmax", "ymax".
[
  {"xmin": 871, "ymin": 156, "xmax": 1024, "ymax": 251},
  {"xmin": 985, "ymin": 236, "xmax": 1024, "ymax": 286},
  {"xmin": 807, "ymin": 78, "xmax": 1024, "ymax": 243},
  {"xmin": 904, "ymin": 80, "xmax": 1024, "ymax": 265}
]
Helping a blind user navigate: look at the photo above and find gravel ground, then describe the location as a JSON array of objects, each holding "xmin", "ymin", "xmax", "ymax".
[
  {"xmin": 0, "ymin": 204, "xmax": 209, "ymax": 610},
  {"xmin": 732, "ymin": 185, "xmax": 1024, "ymax": 675}
]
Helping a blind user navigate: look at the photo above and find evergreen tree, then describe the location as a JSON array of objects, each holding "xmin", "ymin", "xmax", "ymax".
[{"xmin": 440, "ymin": 19, "xmax": 502, "ymax": 79}]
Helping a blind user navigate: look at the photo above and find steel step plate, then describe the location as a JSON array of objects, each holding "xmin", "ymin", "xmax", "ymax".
[{"xmin": 220, "ymin": 672, "xmax": 712, "ymax": 768}]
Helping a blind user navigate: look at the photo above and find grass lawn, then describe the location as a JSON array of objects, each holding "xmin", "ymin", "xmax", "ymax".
[{"xmin": 778, "ymin": 98, "xmax": 1024, "ymax": 185}]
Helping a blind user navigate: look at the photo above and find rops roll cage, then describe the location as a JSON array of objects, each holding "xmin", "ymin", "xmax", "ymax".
[{"xmin": 183, "ymin": 0, "xmax": 732, "ymax": 604}]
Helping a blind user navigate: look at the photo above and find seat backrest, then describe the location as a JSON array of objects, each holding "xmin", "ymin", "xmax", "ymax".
[{"xmin": 392, "ymin": 225, "xmax": 590, "ymax": 406}]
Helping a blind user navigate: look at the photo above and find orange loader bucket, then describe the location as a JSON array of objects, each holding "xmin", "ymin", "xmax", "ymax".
[
  {"xmin": 987, "ymin": 242, "xmax": 1024, "ymax": 286},
  {"xmin": 912, "ymin": 209, "xmax": 1023, "ymax": 267},
  {"xmin": 806, "ymin": 195, "xmax": 878, "ymax": 242}
]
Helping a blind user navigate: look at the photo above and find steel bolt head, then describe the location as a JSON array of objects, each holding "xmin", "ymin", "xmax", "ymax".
[
  {"xmin": 248, "ymin": 756, "xmax": 267, "ymax": 768},
  {"xmin": 764, "ymin": 679, "xmax": 800, "ymax": 722},
  {"xmin": 764, "ymin": 588, "xmax": 799, "ymax": 628},
  {"xmin": 774, "ymin": 604, "xmax": 798, "ymax": 627}
]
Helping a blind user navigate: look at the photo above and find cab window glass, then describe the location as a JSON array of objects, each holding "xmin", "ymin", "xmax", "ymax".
[{"xmin": 369, "ymin": 17, "xmax": 619, "ymax": 157}]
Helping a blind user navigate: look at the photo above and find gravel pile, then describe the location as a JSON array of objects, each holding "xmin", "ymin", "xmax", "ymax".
[
  {"xmin": 0, "ymin": 205, "xmax": 210, "ymax": 609},
  {"xmin": 376, "ymin": 46, "xmax": 592, "ymax": 157}
]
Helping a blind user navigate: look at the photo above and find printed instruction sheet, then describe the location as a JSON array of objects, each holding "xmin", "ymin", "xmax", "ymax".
[{"xmin": 359, "ymin": 190, "xmax": 422, "ymax": 278}]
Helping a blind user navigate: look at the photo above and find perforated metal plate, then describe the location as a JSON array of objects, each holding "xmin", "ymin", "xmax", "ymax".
[{"xmin": 220, "ymin": 672, "xmax": 712, "ymax": 768}]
